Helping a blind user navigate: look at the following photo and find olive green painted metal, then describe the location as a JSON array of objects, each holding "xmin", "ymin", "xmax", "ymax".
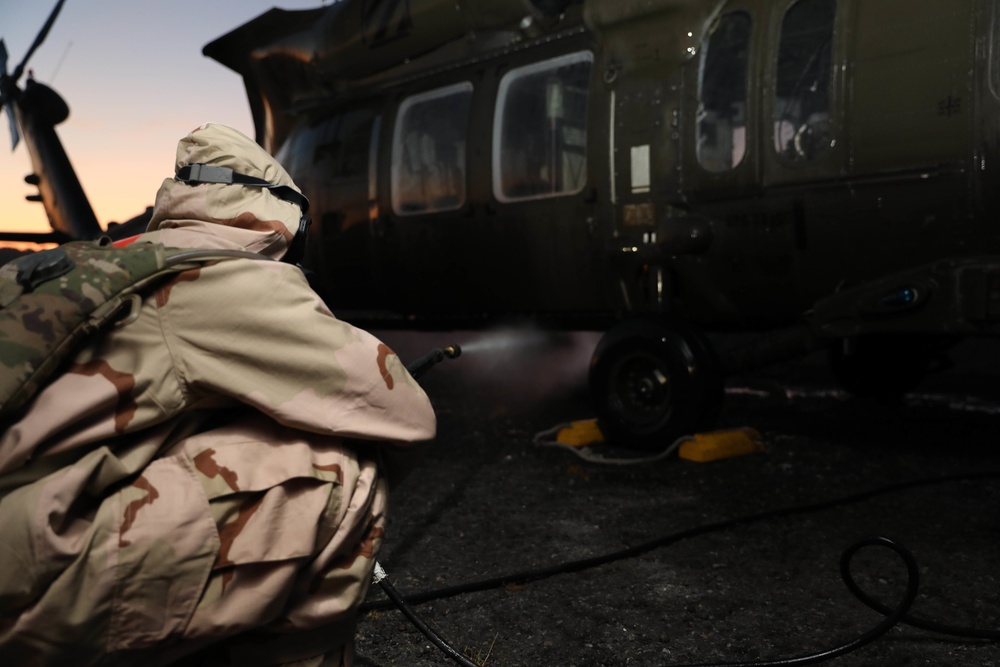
[
  {"xmin": 203, "ymin": 0, "xmax": 1000, "ymax": 337},
  {"xmin": 197, "ymin": 0, "xmax": 1000, "ymax": 442}
]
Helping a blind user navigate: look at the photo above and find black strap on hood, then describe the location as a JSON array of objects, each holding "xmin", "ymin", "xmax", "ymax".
[
  {"xmin": 175, "ymin": 163, "xmax": 312, "ymax": 265},
  {"xmin": 176, "ymin": 163, "xmax": 309, "ymax": 213}
]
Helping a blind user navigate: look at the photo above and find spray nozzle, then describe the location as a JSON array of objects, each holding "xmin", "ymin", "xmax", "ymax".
[{"xmin": 407, "ymin": 344, "xmax": 463, "ymax": 380}]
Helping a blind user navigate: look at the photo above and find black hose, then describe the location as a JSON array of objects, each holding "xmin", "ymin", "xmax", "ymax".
[
  {"xmin": 373, "ymin": 564, "xmax": 480, "ymax": 667},
  {"xmin": 370, "ymin": 536, "xmax": 935, "ymax": 667},
  {"xmin": 678, "ymin": 536, "xmax": 920, "ymax": 667},
  {"xmin": 365, "ymin": 472, "xmax": 1000, "ymax": 611},
  {"xmin": 364, "ymin": 472, "xmax": 1000, "ymax": 665},
  {"xmin": 843, "ymin": 547, "xmax": 1000, "ymax": 641},
  {"xmin": 369, "ymin": 343, "xmax": 471, "ymax": 667}
]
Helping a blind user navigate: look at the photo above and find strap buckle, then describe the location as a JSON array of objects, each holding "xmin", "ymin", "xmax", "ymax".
[{"xmin": 177, "ymin": 163, "xmax": 234, "ymax": 185}]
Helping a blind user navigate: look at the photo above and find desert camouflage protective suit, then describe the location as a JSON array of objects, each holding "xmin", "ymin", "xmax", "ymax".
[{"xmin": 0, "ymin": 123, "xmax": 436, "ymax": 666}]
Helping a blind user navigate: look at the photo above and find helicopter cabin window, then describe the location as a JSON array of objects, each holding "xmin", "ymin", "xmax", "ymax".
[
  {"xmin": 991, "ymin": 0, "xmax": 1000, "ymax": 100},
  {"xmin": 697, "ymin": 11, "xmax": 751, "ymax": 173},
  {"xmin": 391, "ymin": 82, "xmax": 473, "ymax": 215},
  {"xmin": 283, "ymin": 109, "xmax": 377, "ymax": 183},
  {"xmin": 773, "ymin": 0, "xmax": 836, "ymax": 162},
  {"xmin": 273, "ymin": 109, "xmax": 377, "ymax": 197},
  {"xmin": 322, "ymin": 110, "xmax": 378, "ymax": 181},
  {"xmin": 493, "ymin": 51, "xmax": 593, "ymax": 202}
]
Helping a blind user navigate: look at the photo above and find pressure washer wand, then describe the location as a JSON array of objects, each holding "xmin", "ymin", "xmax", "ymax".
[
  {"xmin": 406, "ymin": 344, "xmax": 461, "ymax": 380},
  {"xmin": 377, "ymin": 342, "xmax": 476, "ymax": 667}
]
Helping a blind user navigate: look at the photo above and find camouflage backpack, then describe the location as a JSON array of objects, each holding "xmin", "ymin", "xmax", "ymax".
[{"xmin": 0, "ymin": 237, "xmax": 262, "ymax": 425}]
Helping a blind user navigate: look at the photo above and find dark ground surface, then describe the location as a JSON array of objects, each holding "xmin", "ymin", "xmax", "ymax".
[{"xmin": 355, "ymin": 330, "xmax": 1000, "ymax": 667}]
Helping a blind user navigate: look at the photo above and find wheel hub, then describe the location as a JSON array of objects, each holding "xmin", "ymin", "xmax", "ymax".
[{"xmin": 611, "ymin": 352, "xmax": 672, "ymax": 427}]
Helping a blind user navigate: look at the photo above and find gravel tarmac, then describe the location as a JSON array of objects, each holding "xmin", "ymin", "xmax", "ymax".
[{"xmin": 355, "ymin": 331, "xmax": 1000, "ymax": 667}]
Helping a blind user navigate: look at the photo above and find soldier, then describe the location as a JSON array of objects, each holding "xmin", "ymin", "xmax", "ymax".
[{"xmin": 0, "ymin": 123, "xmax": 436, "ymax": 666}]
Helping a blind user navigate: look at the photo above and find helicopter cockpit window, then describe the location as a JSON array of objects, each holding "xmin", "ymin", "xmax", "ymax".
[
  {"xmin": 773, "ymin": 0, "xmax": 836, "ymax": 162},
  {"xmin": 697, "ymin": 11, "xmax": 751, "ymax": 173},
  {"xmin": 391, "ymin": 82, "xmax": 473, "ymax": 215},
  {"xmin": 493, "ymin": 51, "xmax": 593, "ymax": 202}
]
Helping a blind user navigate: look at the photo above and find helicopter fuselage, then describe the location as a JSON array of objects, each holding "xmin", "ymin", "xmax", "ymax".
[{"xmin": 206, "ymin": 0, "xmax": 1000, "ymax": 341}]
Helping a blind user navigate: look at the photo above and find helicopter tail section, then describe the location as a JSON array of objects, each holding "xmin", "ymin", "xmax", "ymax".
[{"xmin": 0, "ymin": 0, "xmax": 103, "ymax": 244}]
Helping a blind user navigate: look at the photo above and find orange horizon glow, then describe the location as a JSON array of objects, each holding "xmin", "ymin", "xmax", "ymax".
[
  {"xmin": 1, "ymin": 127, "xmax": 179, "ymax": 237},
  {"xmin": 0, "ymin": 240, "xmax": 58, "ymax": 251},
  {"xmin": 1, "ymin": 1, "xmax": 324, "ymax": 242}
]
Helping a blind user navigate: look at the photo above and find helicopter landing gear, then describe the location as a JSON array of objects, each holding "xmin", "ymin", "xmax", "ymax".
[
  {"xmin": 828, "ymin": 334, "xmax": 954, "ymax": 399},
  {"xmin": 589, "ymin": 318, "xmax": 723, "ymax": 449}
]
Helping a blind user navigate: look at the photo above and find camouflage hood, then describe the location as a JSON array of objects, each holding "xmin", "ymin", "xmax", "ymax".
[{"xmin": 147, "ymin": 123, "xmax": 304, "ymax": 260}]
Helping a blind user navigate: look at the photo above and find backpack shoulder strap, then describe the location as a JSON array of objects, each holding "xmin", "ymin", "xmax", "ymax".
[{"xmin": 0, "ymin": 238, "xmax": 265, "ymax": 424}]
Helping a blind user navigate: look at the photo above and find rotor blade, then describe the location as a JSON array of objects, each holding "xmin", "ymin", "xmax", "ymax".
[
  {"xmin": 12, "ymin": 0, "xmax": 68, "ymax": 82},
  {"xmin": 0, "ymin": 39, "xmax": 9, "ymax": 108},
  {"xmin": 0, "ymin": 39, "xmax": 18, "ymax": 148},
  {"xmin": 6, "ymin": 103, "xmax": 19, "ymax": 151}
]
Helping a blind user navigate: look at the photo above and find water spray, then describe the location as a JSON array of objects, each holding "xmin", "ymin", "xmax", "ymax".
[{"xmin": 458, "ymin": 327, "xmax": 551, "ymax": 355}]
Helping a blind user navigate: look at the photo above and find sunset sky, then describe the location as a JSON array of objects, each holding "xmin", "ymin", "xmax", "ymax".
[{"xmin": 1, "ymin": 0, "xmax": 325, "ymax": 236}]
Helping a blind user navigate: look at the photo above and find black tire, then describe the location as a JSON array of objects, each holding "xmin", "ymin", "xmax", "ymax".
[{"xmin": 588, "ymin": 318, "xmax": 723, "ymax": 449}]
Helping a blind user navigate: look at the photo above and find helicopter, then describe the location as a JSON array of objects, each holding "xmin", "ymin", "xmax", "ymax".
[
  {"xmin": 199, "ymin": 0, "xmax": 1000, "ymax": 446},
  {"xmin": 6, "ymin": 0, "xmax": 1000, "ymax": 447},
  {"xmin": 0, "ymin": 0, "xmax": 150, "ymax": 254}
]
